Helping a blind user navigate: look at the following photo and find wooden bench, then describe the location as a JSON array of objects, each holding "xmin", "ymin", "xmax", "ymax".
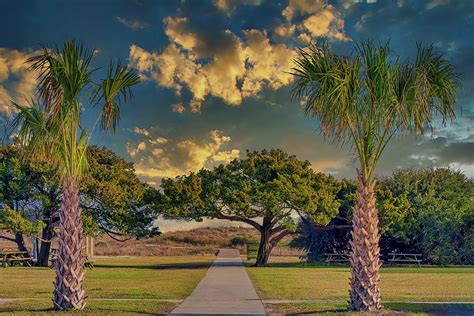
[
  {"xmin": 387, "ymin": 253, "xmax": 422, "ymax": 267},
  {"xmin": 324, "ymin": 253, "xmax": 350, "ymax": 265}
]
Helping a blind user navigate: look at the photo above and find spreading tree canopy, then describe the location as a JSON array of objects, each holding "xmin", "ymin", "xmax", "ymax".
[
  {"xmin": 159, "ymin": 149, "xmax": 341, "ymax": 266},
  {"xmin": 0, "ymin": 145, "xmax": 158, "ymax": 265}
]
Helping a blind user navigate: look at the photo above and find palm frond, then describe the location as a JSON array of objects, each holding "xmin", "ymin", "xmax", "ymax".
[
  {"xmin": 92, "ymin": 60, "xmax": 140, "ymax": 132},
  {"xmin": 291, "ymin": 40, "xmax": 460, "ymax": 180}
]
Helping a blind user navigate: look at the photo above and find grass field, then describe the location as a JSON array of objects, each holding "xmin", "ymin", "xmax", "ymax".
[
  {"xmin": 246, "ymin": 260, "xmax": 474, "ymax": 314},
  {"xmin": 1, "ymin": 255, "xmax": 473, "ymax": 315},
  {"xmin": 0, "ymin": 256, "xmax": 214, "ymax": 315}
]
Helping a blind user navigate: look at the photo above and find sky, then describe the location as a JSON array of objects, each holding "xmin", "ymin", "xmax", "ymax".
[{"xmin": 1, "ymin": 0, "xmax": 473, "ymax": 189}]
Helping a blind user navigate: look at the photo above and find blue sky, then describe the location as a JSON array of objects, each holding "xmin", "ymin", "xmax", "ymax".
[{"xmin": 1, "ymin": 0, "xmax": 473, "ymax": 186}]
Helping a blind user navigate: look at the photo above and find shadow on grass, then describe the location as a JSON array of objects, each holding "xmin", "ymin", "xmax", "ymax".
[
  {"xmin": 385, "ymin": 302, "xmax": 474, "ymax": 315},
  {"xmin": 270, "ymin": 302, "xmax": 474, "ymax": 315},
  {"xmin": 244, "ymin": 261, "xmax": 349, "ymax": 268},
  {"xmin": 93, "ymin": 261, "xmax": 212, "ymax": 270}
]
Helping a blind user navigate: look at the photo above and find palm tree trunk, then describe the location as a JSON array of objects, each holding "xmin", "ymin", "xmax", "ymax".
[
  {"xmin": 53, "ymin": 176, "xmax": 86, "ymax": 310},
  {"xmin": 349, "ymin": 173, "xmax": 382, "ymax": 311}
]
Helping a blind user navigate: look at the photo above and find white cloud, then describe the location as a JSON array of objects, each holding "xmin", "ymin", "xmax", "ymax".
[
  {"xmin": 448, "ymin": 162, "xmax": 474, "ymax": 178},
  {"xmin": 129, "ymin": 17, "xmax": 296, "ymax": 112},
  {"xmin": 115, "ymin": 16, "xmax": 149, "ymax": 30},
  {"xmin": 0, "ymin": 48, "xmax": 38, "ymax": 116},
  {"xmin": 426, "ymin": 0, "xmax": 450, "ymax": 10}
]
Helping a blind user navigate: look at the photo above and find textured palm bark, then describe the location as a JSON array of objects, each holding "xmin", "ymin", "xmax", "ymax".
[
  {"xmin": 349, "ymin": 173, "xmax": 383, "ymax": 311},
  {"xmin": 53, "ymin": 177, "xmax": 86, "ymax": 310}
]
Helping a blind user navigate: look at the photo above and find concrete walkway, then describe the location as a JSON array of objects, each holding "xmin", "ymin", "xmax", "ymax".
[{"xmin": 170, "ymin": 249, "xmax": 265, "ymax": 315}]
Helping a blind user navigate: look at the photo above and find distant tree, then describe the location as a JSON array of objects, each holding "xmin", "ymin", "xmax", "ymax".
[
  {"xmin": 292, "ymin": 41, "xmax": 459, "ymax": 310},
  {"xmin": 294, "ymin": 168, "xmax": 473, "ymax": 265},
  {"xmin": 378, "ymin": 168, "xmax": 473, "ymax": 265},
  {"xmin": 159, "ymin": 149, "xmax": 341, "ymax": 266},
  {"xmin": 291, "ymin": 178, "xmax": 356, "ymax": 259},
  {"xmin": 81, "ymin": 146, "xmax": 159, "ymax": 241},
  {"xmin": 0, "ymin": 144, "xmax": 56, "ymax": 257},
  {"xmin": 0, "ymin": 145, "xmax": 158, "ymax": 266}
]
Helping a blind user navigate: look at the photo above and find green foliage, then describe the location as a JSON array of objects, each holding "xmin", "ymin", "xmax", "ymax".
[
  {"xmin": 378, "ymin": 168, "xmax": 473, "ymax": 265},
  {"xmin": 82, "ymin": 214, "xmax": 99, "ymax": 237},
  {"xmin": 81, "ymin": 146, "xmax": 158, "ymax": 238},
  {"xmin": 230, "ymin": 236, "xmax": 250, "ymax": 246},
  {"xmin": 160, "ymin": 149, "xmax": 341, "ymax": 229},
  {"xmin": 292, "ymin": 41, "xmax": 460, "ymax": 181},
  {"xmin": 0, "ymin": 144, "xmax": 158, "ymax": 240},
  {"xmin": 0, "ymin": 205, "xmax": 45, "ymax": 237},
  {"xmin": 296, "ymin": 168, "xmax": 473, "ymax": 265}
]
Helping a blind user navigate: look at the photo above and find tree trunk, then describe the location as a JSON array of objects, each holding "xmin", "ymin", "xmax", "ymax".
[
  {"xmin": 53, "ymin": 177, "xmax": 86, "ymax": 310},
  {"xmin": 255, "ymin": 227, "xmax": 273, "ymax": 266},
  {"xmin": 37, "ymin": 219, "xmax": 54, "ymax": 267},
  {"xmin": 15, "ymin": 233, "xmax": 31, "ymax": 258},
  {"xmin": 349, "ymin": 173, "xmax": 382, "ymax": 311}
]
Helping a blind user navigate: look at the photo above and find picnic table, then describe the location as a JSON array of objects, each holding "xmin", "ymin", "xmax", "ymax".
[
  {"xmin": 0, "ymin": 250, "xmax": 32, "ymax": 268},
  {"xmin": 324, "ymin": 253, "xmax": 350, "ymax": 265},
  {"xmin": 387, "ymin": 253, "xmax": 422, "ymax": 267}
]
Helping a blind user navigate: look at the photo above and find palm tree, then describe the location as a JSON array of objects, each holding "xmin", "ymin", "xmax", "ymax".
[
  {"xmin": 12, "ymin": 41, "xmax": 140, "ymax": 310},
  {"xmin": 291, "ymin": 41, "xmax": 459, "ymax": 311}
]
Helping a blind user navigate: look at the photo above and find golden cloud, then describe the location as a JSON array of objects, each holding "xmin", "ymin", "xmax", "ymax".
[
  {"xmin": 0, "ymin": 48, "xmax": 38, "ymax": 116},
  {"xmin": 129, "ymin": 17, "xmax": 295, "ymax": 112},
  {"xmin": 132, "ymin": 129, "xmax": 240, "ymax": 181},
  {"xmin": 277, "ymin": 0, "xmax": 349, "ymax": 42}
]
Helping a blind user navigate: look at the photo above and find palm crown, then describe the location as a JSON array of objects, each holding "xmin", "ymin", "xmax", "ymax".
[
  {"xmin": 291, "ymin": 41, "xmax": 460, "ymax": 180},
  {"xmin": 13, "ymin": 40, "xmax": 140, "ymax": 180}
]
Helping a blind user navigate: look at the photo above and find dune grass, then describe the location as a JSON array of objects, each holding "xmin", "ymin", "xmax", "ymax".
[{"xmin": 0, "ymin": 256, "xmax": 214, "ymax": 315}]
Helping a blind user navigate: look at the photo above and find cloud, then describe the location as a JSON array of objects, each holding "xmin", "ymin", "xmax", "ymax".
[
  {"xmin": 133, "ymin": 127, "xmax": 150, "ymax": 136},
  {"xmin": 126, "ymin": 141, "xmax": 147, "ymax": 158},
  {"xmin": 115, "ymin": 16, "xmax": 149, "ymax": 30},
  {"xmin": 278, "ymin": 0, "xmax": 349, "ymax": 42},
  {"xmin": 425, "ymin": 0, "xmax": 450, "ymax": 10},
  {"xmin": 132, "ymin": 129, "xmax": 240, "ymax": 181},
  {"xmin": 214, "ymin": 0, "xmax": 262, "ymax": 15},
  {"xmin": 150, "ymin": 137, "xmax": 168, "ymax": 145},
  {"xmin": 0, "ymin": 48, "xmax": 38, "ymax": 116},
  {"xmin": 172, "ymin": 102, "xmax": 186, "ymax": 113},
  {"xmin": 129, "ymin": 16, "xmax": 296, "ymax": 112}
]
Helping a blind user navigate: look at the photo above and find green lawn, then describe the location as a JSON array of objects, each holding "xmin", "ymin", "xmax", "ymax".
[
  {"xmin": 246, "ymin": 261, "xmax": 474, "ymax": 314},
  {"xmin": 1, "ymin": 256, "xmax": 473, "ymax": 315},
  {"xmin": 0, "ymin": 256, "xmax": 214, "ymax": 315}
]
